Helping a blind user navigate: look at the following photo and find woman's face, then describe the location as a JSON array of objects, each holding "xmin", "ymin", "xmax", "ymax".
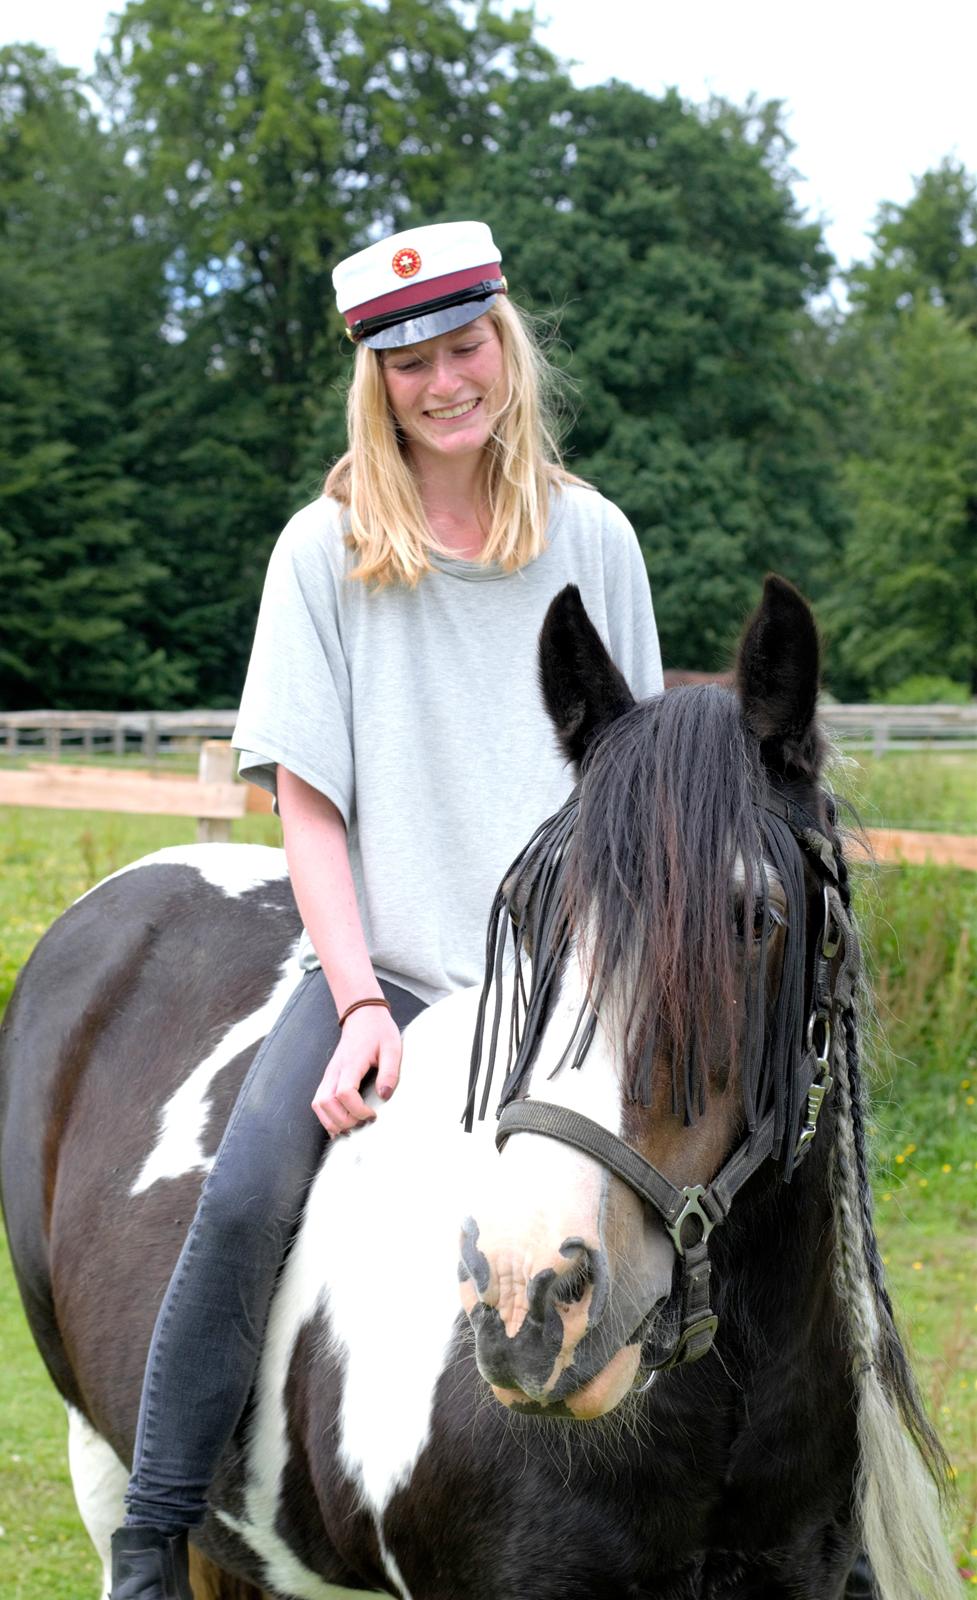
[{"xmin": 380, "ymin": 315, "xmax": 506, "ymax": 464}]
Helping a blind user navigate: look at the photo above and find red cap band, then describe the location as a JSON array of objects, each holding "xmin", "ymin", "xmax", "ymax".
[{"xmin": 343, "ymin": 261, "xmax": 501, "ymax": 331}]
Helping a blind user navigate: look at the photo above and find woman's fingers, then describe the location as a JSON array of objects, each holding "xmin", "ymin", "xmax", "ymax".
[
  {"xmin": 375, "ymin": 1029, "xmax": 403, "ymax": 1102},
  {"xmin": 311, "ymin": 1008, "xmax": 403, "ymax": 1134}
]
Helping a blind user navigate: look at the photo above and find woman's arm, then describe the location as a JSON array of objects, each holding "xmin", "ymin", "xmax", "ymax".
[{"xmin": 277, "ymin": 766, "xmax": 404, "ymax": 1136}]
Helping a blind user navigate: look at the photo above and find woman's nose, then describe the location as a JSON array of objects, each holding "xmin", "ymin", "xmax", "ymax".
[{"xmin": 426, "ymin": 356, "xmax": 460, "ymax": 397}]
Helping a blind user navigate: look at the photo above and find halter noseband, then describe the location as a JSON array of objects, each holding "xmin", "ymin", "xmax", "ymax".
[{"xmin": 493, "ymin": 796, "xmax": 857, "ymax": 1373}]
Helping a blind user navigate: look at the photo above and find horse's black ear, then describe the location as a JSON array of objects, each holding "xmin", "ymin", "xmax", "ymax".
[
  {"xmin": 736, "ymin": 575, "xmax": 825, "ymax": 779},
  {"xmin": 539, "ymin": 585, "xmax": 636, "ymax": 767}
]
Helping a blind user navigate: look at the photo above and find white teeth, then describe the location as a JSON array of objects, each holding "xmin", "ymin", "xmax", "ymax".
[{"xmin": 427, "ymin": 399, "xmax": 479, "ymax": 420}]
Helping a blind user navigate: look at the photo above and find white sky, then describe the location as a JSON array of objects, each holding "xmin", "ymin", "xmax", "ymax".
[{"xmin": 6, "ymin": 0, "xmax": 977, "ymax": 274}]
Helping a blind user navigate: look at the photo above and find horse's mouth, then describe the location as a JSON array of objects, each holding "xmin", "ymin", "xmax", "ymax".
[{"xmin": 487, "ymin": 1342, "xmax": 642, "ymax": 1419}]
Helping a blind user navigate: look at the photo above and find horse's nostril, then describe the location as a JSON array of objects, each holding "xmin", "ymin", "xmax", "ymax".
[
  {"xmin": 553, "ymin": 1257, "xmax": 591, "ymax": 1306},
  {"xmin": 526, "ymin": 1244, "xmax": 597, "ymax": 1323}
]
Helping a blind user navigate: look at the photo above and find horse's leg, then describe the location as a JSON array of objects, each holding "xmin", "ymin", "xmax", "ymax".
[
  {"xmin": 66, "ymin": 1406, "xmax": 274, "ymax": 1600},
  {"xmin": 67, "ymin": 1405, "xmax": 129, "ymax": 1599}
]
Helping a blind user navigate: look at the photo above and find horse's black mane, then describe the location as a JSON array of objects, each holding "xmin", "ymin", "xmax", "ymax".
[{"xmin": 466, "ymin": 685, "xmax": 814, "ymax": 1171}]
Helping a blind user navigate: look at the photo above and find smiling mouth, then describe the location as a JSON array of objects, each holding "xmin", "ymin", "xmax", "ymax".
[{"xmin": 425, "ymin": 398, "xmax": 481, "ymax": 420}]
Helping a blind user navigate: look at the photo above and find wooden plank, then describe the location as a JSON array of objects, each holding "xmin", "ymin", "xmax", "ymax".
[
  {"xmin": 197, "ymin": 741, "xmax": 234, "ymax": 842},
  {"xmin": 863, "ymin": 828, "xmax": 977, "ymax": 871},
  {"xmin": 24, "ymin": 763, "xmax": 198, "ymax": 784},
  {"xmin": 0, "ymin": 769, "xmax": 246, "ymax": 820}
]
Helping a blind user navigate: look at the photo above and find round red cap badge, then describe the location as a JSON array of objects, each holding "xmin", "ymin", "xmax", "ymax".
[{"xmin": 392, "ymin": 246, "xmax": 422, "ymax": 279}]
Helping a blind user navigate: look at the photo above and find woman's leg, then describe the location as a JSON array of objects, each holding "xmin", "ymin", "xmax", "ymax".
[{"xmin": 123, "ymin": 968, "xmax": 425, "ymax": 1532}]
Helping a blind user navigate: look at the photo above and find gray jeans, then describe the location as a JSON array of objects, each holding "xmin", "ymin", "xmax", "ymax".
[{"xmin": 124, "ymin": 967, "xmax": 425, "ymax": 1530}]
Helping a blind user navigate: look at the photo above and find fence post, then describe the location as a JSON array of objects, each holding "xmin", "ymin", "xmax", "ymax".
[{"xmin": 197, "ymin": 741, "xmax": 235, "ymax": 844}]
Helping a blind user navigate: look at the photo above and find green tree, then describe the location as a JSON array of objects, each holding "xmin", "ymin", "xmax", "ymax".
[
  {"xmin": 432, "ymin": 79, "xmax": 844, "ymax": 668},
  {"xmin": 848, "ymin": 160, "xmax": 977, "ymax": 327},
  {"xmin": 96, "ymin": 0, "xmax": 556, "ymax": 483},
  {"xmin": 87, "ymin": 0, "xmax": 561, "ymax": 701},
  {"xmin": 823, "ymin": 304, "xmax": 977, "ymax": 697},
  {"xmin": 0, "ymin": 45, "xmax": 185, "ymax": 708}
]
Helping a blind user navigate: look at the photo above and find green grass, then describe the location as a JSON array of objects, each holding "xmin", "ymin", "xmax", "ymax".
[
  {"xmin": 0, "ymin": 1233, "xmax": 98, "ymax": 1599},
  {"xmin": 0, "ymin": 779, "xmax": 975, "ymax": 1589},
  {"xmin": 831, "ymin": 747, "xmax": 977, "ymax": 833}
]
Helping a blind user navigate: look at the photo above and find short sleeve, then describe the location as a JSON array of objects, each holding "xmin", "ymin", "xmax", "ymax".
[
  {"xmin": 602, "ymin": 502, "xmax": 664, "ymax": 699},
  {"xmin": 232, "ymin": 504, "xmax": 355, "ymax": 825}
]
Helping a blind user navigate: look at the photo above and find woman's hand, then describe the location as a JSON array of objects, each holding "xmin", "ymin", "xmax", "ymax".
[{"xmin": 312, "ymin": 1005, "xmax": 403, "ymax": 1136}]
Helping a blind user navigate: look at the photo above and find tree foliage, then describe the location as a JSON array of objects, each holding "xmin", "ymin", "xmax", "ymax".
[
  {"xmin": 432, "ymin": 79, "xmax": 844, "ymax": 666},
  {"xmin": 0, "ymin": 45, "xmax": 184, "ymax": 707},
  {"xmin": 1, "ymin": 4, "xmax": 972, "ymax": 707},
  {"xmin": 849, "ymin": 160, "xmax": 977, "ymax": 327},
  {"xmin": 824, "ymin": 305, "xmax": 977, "ymax": 697}
]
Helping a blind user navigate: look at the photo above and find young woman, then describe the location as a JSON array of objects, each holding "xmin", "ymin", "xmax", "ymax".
[{"xmin": 110, "ymin": 220, "xmax": 663, "ymax": 1600}]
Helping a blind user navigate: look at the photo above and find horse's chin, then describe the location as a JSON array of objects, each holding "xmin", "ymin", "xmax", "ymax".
[{"xmin": 489, "ymin": 1342, "xmax": 642, "ymax": 1419}]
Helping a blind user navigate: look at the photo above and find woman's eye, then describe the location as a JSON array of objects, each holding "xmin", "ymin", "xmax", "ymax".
[{"xmin": 392, "ymin": 360, "xmax": 422, "ymax": 373}]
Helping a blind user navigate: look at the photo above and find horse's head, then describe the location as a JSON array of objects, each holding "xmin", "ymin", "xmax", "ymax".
[{"xmin": 459, "ymin": 575, "xmax": 847, "ymax": 1418}]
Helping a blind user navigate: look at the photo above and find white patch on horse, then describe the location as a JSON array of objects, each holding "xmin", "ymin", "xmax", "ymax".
[
  {"xmin": 483, "ymin": 946, "xmax": 622, "ymax": 1222},
  {"xmin": 732, "ymin": 854, "xmax": 784, "ymax": 895},
  {"xmin": 66, "ymin": 1404, "xmax": 128, "ymax": 1600},
  {"xmin": 220, "ymin": 988, "xmax": 498, "ymax": 1600},
  {"xmin": 130, "ymin": 946, "xmax": 304, "ymax": 1196},
  {"xmin": 74, "ymin": 842, "xmax": 290, "ymax": 906},
  {"xmin": 325, "ymin": 989, "xmax": 498, "ymax": 1524}
]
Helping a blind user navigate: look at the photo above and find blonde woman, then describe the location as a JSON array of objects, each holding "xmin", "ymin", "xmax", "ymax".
[{"xmin": 110, "ymin": 221, "xmax": 664, "ymax": 1600}]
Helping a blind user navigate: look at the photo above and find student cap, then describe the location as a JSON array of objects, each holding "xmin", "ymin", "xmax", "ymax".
[{"xmin": 332, "ymin": 220, "xmax": 506, "ymax": 349}]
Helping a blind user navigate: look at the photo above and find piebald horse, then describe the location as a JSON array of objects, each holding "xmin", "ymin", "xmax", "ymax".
[{"xmin": 0, "ymin": 579, "xmax": 956, "ymax": 1600}]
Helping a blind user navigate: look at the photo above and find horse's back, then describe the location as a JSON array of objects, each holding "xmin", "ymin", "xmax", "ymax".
[{"xmin": 0, "ymin": 844, "xmax": 302, "ymax": 1440}]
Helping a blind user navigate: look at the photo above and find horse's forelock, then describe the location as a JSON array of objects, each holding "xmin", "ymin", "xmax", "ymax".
[{"xmin": 568, "ymin": 685, "xmax": 805, "ymax": 1136}]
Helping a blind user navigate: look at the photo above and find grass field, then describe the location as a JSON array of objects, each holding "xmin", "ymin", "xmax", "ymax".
[{"xmin": 0, "ymin": 750, "xmax": 975, "ymax": 1593}]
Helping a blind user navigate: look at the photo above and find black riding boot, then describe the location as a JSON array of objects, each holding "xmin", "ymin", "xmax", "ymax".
[{"xmin": 109, "ymin": 1526, "xmax": 193, "ymax": 1600}]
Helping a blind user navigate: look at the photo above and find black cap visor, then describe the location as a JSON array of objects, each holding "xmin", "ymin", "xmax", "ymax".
[{"xmin": 353, "ymin": 279, "xmax": 505, "ymax": 349}]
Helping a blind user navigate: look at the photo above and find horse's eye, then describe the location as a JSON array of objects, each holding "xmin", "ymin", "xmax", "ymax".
[{"xmin": 734, "ymin": 899, "xmax": 785, "ymax": 943}]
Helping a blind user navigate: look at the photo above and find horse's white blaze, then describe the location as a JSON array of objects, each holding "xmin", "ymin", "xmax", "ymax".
[
  {"xmin": 66, "ymin": 1404, "xmax": 128, "ymax": 1600},
  {"xmin": 222, "ymin": 987, "xmax": 496, "ymax": 1600},
  {"xmin": 74, "ymin": 842, "xmax": 290, "ymax": 907},
  {"xmin": 131, "ymin": 946, "xmax": 304, "ymax": 1196},
  {"xmin": 468, "ymin": 951, "xmax": 620, "ymax": 1327}
]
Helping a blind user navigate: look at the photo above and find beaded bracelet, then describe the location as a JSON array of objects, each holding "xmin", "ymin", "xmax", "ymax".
[{"xmin": 338, "ymin": 996, "xmax": 392, "ymax": 1027}]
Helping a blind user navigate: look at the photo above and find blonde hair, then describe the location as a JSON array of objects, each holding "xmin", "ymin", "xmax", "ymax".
[{"xmin": 323, "ymin": 296, "xmax": 584, "ymax": 586}]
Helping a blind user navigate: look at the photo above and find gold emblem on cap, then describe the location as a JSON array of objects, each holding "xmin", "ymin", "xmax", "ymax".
[{"xmin": 392, "ymin": 246, "xmax": 422, "ymax": 279}]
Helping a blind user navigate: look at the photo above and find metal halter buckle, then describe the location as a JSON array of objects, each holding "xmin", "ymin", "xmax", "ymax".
[
  {"xmin": 795, "ymin": 1073, "xmax": 833, "ymax": 1157},
  {"xmin": 665, "ymin": 1186, "xmax": 716, "ymax": 1256},
  {"xmin": 820, "ymin": 885, "xmax": 841, "ymax": 959}
]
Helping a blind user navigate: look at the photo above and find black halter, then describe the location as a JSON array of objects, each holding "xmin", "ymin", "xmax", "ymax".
[{"xmin": 491, "ymin": 794, "xmax": 857, "ymax": 1372}]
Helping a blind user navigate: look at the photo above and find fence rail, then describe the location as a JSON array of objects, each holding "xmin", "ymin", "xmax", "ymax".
[
  {"xmin": 0, "ymin": 741, "xmax": 271, "ymax": 842},
  {"xmin": 1, "ymin": 703, "xmax": 974, "ymax": 760}
]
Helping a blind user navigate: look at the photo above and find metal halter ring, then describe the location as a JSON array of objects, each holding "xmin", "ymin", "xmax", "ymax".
[{"xmin": 666, "ymin": 1185, "xmax": 716, "ymax": 1257}]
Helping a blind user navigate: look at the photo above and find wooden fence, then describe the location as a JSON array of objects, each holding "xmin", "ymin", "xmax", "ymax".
[
  {"xmin": 0, "ymin": 741, "xmax": 270, "ymax": 842},
  {"xmin": 0, "ymin": 743, "xmax": 974, "ymax": 868},
  {"xmin": 0, "ymin": 703, "xmax": 975, "ymax": 761}
]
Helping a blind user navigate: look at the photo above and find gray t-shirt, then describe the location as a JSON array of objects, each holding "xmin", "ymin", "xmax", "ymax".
[{"xmin": 233, "ymin": 484, "xmax": 663, "ymax": 1003}]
